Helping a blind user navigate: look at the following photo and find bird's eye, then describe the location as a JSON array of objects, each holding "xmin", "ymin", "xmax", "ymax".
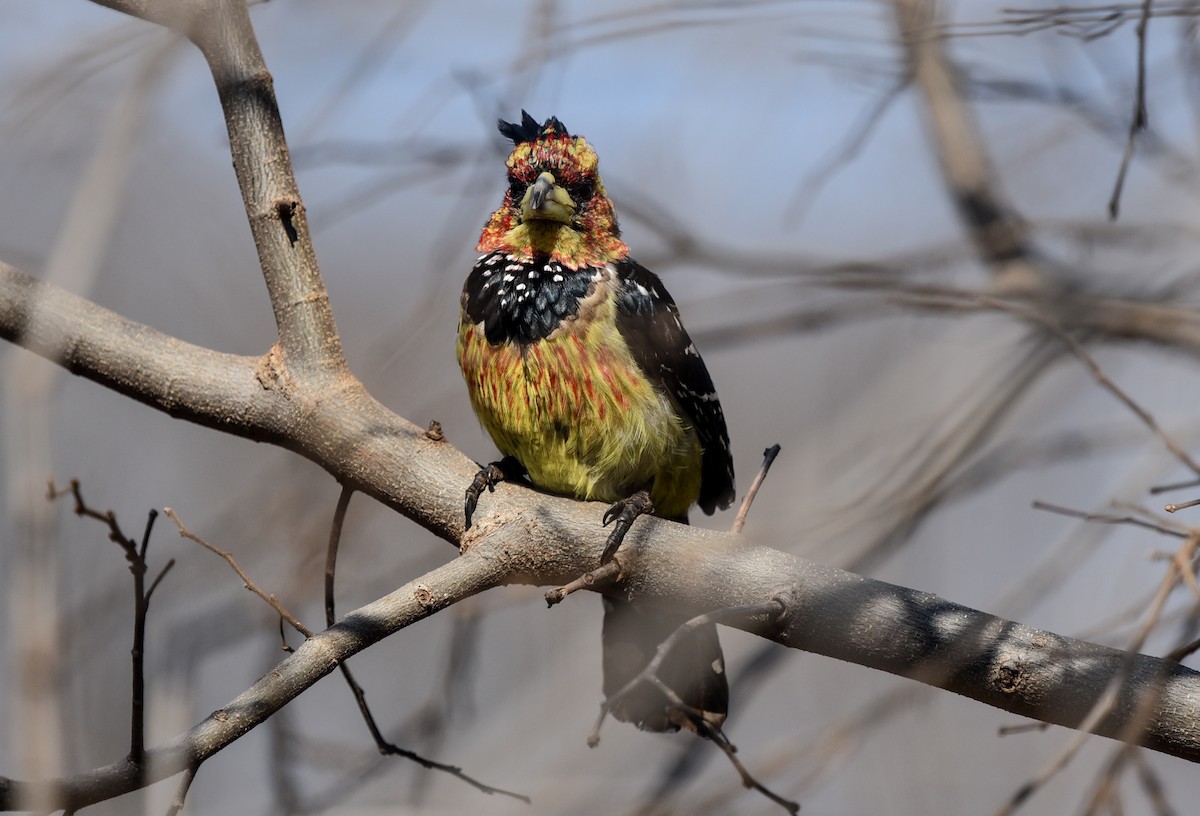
[
  {"xmin": 569, "ymin": 180, "xmax": 595, "ymax": 202},
  {"xmin": 508, "ymin": 177, "xmax": 526, "ymax": 200}
]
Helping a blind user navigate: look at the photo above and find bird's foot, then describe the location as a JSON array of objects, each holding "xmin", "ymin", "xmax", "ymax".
[
  {"xmin": 600, "ymin": 489, "xmax": 654, "ymax": 564},
  {"xmin": 464, "ymin": 456, "xmax": 525, "ymax": 529}
]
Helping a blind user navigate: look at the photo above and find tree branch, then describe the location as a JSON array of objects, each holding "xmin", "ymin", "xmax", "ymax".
[
  {"xmin": 3, "ymin": 509, "xmax": 1200, "ymax": 810},
  {"xmin": 892, "ymin": 0, "xmax": 1039, "ymax": 288},
  {"xmin": 5, "ymin": 1, "xmax": 1200, "ymax": 811},
  {"xmin": 89, "ymin": 0, "xmax": 343, "ymax": 371}
]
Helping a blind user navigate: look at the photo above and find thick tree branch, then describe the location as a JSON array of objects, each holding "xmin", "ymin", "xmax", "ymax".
[
  {"xmin": 0, "ymin": 262, "xmax": 460, "ymax": 540},
  {"xmin": 3, "ymin": 507, "xmax": 1200, "ymax": 810},
  {"xmin": 89, "ymin": 0, "xmax": 343, "ymax": 371}
]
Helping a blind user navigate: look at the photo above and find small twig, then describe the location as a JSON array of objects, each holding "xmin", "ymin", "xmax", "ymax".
[
  {"xmin": 979, "ymin": 294, "xmax": 1200, "ymax": 477},
  {"xmin": 277, "ymin": 618, "xmax": 294, "ymax": 654},
  {"xmin": 163, "ymin": 764, "xmax": 197, "ymax": 816},
  {"xmin": 698, "ymin": 725, "xmax": 801, "ymax": 816},
  {"xmin": 784, "ymin": 74, "xmax": 910, "ymax": 225},
  {"xmin": 145, "ymin": 559, "xmax": 175, "ymax": 604},
  {"xmin": 321, "ymin": 485, "xmax": 528, "ymax": 804},
  {"xmin": 1150, "ymin": 476, "xmax": 1200, "ymax": 495},
  {"xmin": 587, "ymin": 599, "xmax": 796, "ymax": 813},
  {"xmin": 1130, "ymin": 742, "xmax": 1176, "ymax": 815},
  {"xmin": 1164, "ymin": 496, "xmax": 1200, "ymax": 513},
  {"xmin": 1167, "ymin": 630, "xmax": 1200, "ymax": 662},
  {"xmin": 998, "ymin": 722, "xmax": 1051, "ymax": 737},
  {"xmin": 48, "ymin": 479, "xmax": 169, "ymax": 765},
  {"xmin": 325, "ymin": 485, "xmax": 354, "ymax": 627},
  {"xmin": 995, "ymin": 530, "xmax": 1200, "ymax": 815},
  {"xmin": 732, "ymin": 444, "xmax": 781, "ymax": 534},
  {"xmin": 1108, "ymin": 0, "xmax": 1154, "ymax": 220},
  {"xmin": 1080, "ymin": 744, "xmax": 1134, "ymax": 816},
  {"xmin": 163, "ymin": 507, "xmax": 313, "ymax": 637},
  {"xmin": 590, "ymin": 599, "xmax": 788, "ymax": 746},
  {"xmin": 1032, "ymin": 500, "xmax": 1188, "ymax": 539},
  {"xmin": 545, "ymin": 560, "xmax": 620, "ymax": 607}
]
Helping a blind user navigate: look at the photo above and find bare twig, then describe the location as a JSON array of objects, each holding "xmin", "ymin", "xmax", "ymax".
[
  {"xmin": 1109, "ymin": 0, "xmax": 1155, "ymax": 219},
  {"xmin": 590, "ymin": 599, "xmax": 787, "ymax": 746},
  {"xmin": 163, "ymin": 764, "xmax": 196, "ymax": 816},
  {"xmin": 1032, "ymin": 500, "xmax": 1189, "ymax": 539},
  {"xmin": 163, "ymin": 507, "xmax": 313, "ymax": 638},
  {"xmin": 1130, "ymin": 743, "xmax": 1177, "ymax": 814},
  {"xmin": 1152, "ymin": 476, "xmax": 1200, "ymax": 494},
  {"xmin": 784, "ymin": 74, "xmax": 910, "ymax": 224},
  {"xmin": 1165, "ymin": 497, "xmax": 1200, "ymax": 513},
  {"xmin": 544, "ymin": 559, "xmax": 620, "ymax": 606},
  {"xmin": 48, "ymin": 479, "xmax": 171, "ymax": 764},
  {"xmin": 589, "ymin": 598, "xmax": 797, "ymax": 814},
  {"xmin": 977, "ymin": 294, "xmax": 1200, "ymax": 476},
  {"xmin": 699, "ymin": 725, "xmax": 800, "ymax": 816},
  {"xmin": 732, "ymin": 444, "xmax": 781, "ymax": 534},
  {"xmin": 321, "ymin": 486, "xmax": 528, "ymax": 803},
  {"xmin": 995, "ymin": 530, "xmax": 1200, "ymax": 815},
  {"xmin": 324, "ymin": 485, "xmax": 354, "ymax": 626},
  {"xmin": 893, "ymin": 0, "xmax": 1036, "ymax": 285}
]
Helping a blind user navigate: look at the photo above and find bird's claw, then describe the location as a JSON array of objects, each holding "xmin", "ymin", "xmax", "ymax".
[
  {"xmin": 600, "ymin": 490, "xmax": 654, "ymax": 564},
  {"xmin": 464, "ymin": 459, "xmax": 523, "ymax": 530}
]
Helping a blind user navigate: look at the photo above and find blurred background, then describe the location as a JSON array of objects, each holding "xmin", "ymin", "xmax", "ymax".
[{"xmin": 4, "ymin": 1, "xmax": 1200, "ymax": 813}]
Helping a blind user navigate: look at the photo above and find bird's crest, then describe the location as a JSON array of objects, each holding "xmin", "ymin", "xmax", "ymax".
[{"xmin": 498, "ymin": 111, "xmax": 571, "ymax": 145}]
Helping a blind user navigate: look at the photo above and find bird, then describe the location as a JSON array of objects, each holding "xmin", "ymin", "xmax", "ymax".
[{"xmin": 456, "ymin": 111, "xmax": 735, "ymax": 733}]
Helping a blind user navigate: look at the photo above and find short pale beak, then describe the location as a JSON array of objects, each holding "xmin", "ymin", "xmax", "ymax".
[{"xmin": 520, "ymin": 172, "xmax": 576, "ymax": 225}]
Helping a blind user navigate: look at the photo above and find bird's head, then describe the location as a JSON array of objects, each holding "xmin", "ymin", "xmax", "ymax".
[{"xmin": 478, "ymin": 112, "xmax": 628, "ymax": 269}]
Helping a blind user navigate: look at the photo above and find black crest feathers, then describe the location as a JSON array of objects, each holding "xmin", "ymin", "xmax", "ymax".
[{"xmin": 498, "ymin": 111, "xmax": 570, "ymax": 145}]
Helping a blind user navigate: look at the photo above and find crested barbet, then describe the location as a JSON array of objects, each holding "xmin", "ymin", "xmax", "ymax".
[{"xmin": 457, "ymin": 112, "xmax": 735, "ymax": 732}]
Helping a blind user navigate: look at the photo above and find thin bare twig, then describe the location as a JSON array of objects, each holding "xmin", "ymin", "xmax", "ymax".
[
  {"xmin": 977, "ymin": 294, "xmax": 1200, "ymax": 477},
  {"xmin": 1130, "ymin": 742, "xmax": 1177, "ymax": 815},
  {"xmin": 732, "ymin": 444, "xmax": 781, "ymax": 534},
  {"xmin": 1152, "ymin": 476, "xmax": 1200, "ymax": 495},
  {"xmin": 48, "ymin": 479, "xmax": 172, "ymax": 764},
  {"xmin": 699, "ymin": 725, "xmax": 800, "ymax": 816},
  {"xmin": 325, "ymin": 485, "xmax": 353, "ymax": 626},
  {"xmin": 544, "ymin": 559, "xmax": 620, "ymax": 606},
  {"xmin": 321, "ymin": 486, "xmax": 529, "ymax": 804},
  {"xmin": 1165, "ymin": 497, "xmax": 1200, "ymax": 513},
  {"xmin": 784, "ymin": 74, "xmax": 910, "ymax": 224},
  {"xmin": 163, "ymin": 507, "xmax": 313, "ymax": 638},
  {"xmin": 591, "ymin": 599, "xmax": 787, "ymax": 745},
  {"xmin": 163, "ymin": 764, "xmax": 196, "ymax": 816},
  {"xmin": 1032, "ymin": 500, "xmax": 1189, "ymax": 539},
  {"xmin": 1109, "ymin": 0, "xmax": 1154, "ymax": 219},
  {"xmin": 995, "ymin": 530, "xmax": 1200, "ymax": 815},
  {"xmin": 590, "ymin": 598, "xmax": 797, "ymax": 814}
]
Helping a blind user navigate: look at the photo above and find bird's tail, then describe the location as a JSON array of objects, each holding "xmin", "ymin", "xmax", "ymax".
[{"xmin": 601, "ymin": 596, "xmax": 728, "ymax": 732}]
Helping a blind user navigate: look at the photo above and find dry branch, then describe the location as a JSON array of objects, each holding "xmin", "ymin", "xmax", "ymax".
[{"xmin": 3, "ymin": 0, "xmax": 1200, "ymax": 811}]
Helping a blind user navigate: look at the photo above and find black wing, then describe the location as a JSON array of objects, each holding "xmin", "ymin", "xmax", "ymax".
[{"xmin": 613, "ymin": 258, "xmax": 735, "ymax": 515}]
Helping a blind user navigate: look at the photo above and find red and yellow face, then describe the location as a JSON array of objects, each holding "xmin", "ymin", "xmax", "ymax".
[{"xmin": 477, "ymin": 122, "xmax": 627, "ymax": 269}]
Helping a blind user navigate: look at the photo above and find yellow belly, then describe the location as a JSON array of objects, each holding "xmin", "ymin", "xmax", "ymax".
[{"xmin": 457, "ymin": 312, "xmax": 702, "ymax": 519}]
